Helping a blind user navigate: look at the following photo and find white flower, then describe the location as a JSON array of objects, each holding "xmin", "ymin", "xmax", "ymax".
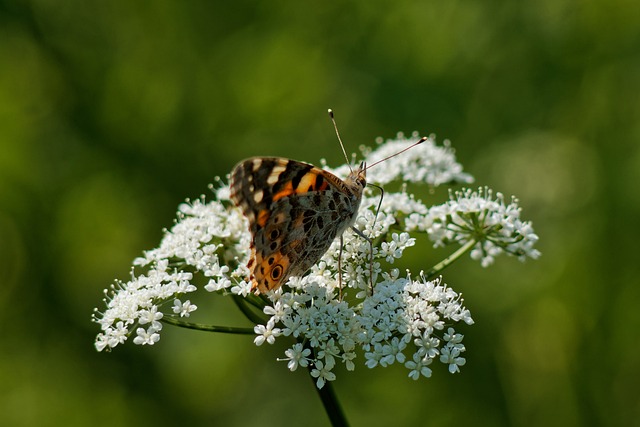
[
  {"xmin": 443, "ymin": 327, "xmax": 464, "ymax": 344},
  {"xmin": 380, "ymin": 232, "xmax": 415, "ymax": 263},
  {"xmin": 94, "ymin": 320, "xmax": 129, "ymax": 352},
  {"xmin": 364, "ymin": 344, "xmax": 383, "ymax": 368},
  {"xmin": 310, "ymin": 361, "xmax": 337, "ymax": 389},
  {"xmin": 132, "ymin": 326, "xmax": 161, "ymax": 346},
  {"xmin": 341, "ymin": 351, "xmax": 357, "ymax": 371},
  {"xmin": 279, "ymin": 343, "xmax": 311, "ymax": 371},
  {"xmin": 254, "ymin": 318, "xmax": 281, "ymax": 346},
  {"xmin": 440, "ymin": 344, "xmax": 467, "ymax": 373},
  {"xmin": 172, "ymin": 299, "xmax": 197, "ymax": 317},
  {"xmin": 138, "ymin": 306, "xmax": 163, "ymax": 330},
  {"xmin": 405, "ymin": 353, "xmax": 433, "ymax": 380},
  {"xmin": 414, "ymin": 333, "xmax": 440, "ymax": 359},
  {"xmin": 263, "ymin": 300, "xmax": 287, "ymax": 322},
  {"xmin": 379, "ymin": 337, "xmax": 407, "ymax": 366}
]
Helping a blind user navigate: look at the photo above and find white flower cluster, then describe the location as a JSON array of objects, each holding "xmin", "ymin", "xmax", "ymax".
[
  {"xmin": 406, "ymin": 187, "xmax": 541, "ymax": 267},
  {"xmin": 93, "ymin": 133, "xmax": 539, "ymax": 389},
  {"xmin": 325, "ymin": 132, "xmax": 473, "ymax": 187},
  {"xmin": 93, "ymin": 190, "xmax": 249, "ymax": 352},
  {"xmin": 261, "ymin": 271, "xmax": 473, "ymax": 388}
]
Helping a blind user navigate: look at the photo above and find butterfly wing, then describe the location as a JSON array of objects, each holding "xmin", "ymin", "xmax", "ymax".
[{"xmin": 230, "ymin": 157, "xmax": 361, "ymax": 293}]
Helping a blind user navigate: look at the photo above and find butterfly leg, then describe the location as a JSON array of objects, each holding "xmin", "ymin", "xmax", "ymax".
[
  {"xmin": 350, "ymin": 226, "xmax": 374, "ymax": 295},
  {"xmin": 358, "ymin": 182, "xmax": 384, "ymax": 295},
  {"xmin": 338, "ymin": 235, "xmax": 344, "ymax": 301}
]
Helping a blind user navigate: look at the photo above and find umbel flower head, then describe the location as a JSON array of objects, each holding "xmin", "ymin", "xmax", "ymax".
[{"xmin": 93, "ymin": 132, "xmax": 539, "ymax": 388}]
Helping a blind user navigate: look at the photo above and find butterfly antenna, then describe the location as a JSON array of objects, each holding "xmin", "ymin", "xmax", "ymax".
[
  {"xmin": 328, "ymin": 109, "xmax": 353, "ymax": 172},
  {"xmin": 365, "ymin": 136, "xmax": 428, "ymax": 170}
]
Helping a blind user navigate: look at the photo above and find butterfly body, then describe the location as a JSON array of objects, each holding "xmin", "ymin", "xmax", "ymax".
[{"xmin": 230, "ymin": 157, "xmax": 366, "ymax": 294}]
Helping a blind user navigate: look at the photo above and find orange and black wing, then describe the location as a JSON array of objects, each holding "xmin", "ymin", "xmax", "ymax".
[{"xmin": 230, "ymin": 157, "xmax": 355, "ymax": 293}]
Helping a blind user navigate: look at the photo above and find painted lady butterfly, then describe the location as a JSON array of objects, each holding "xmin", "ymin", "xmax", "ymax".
[{"xmin": 230, "ymin": 110, "xmax": 424, "ymax": 294}]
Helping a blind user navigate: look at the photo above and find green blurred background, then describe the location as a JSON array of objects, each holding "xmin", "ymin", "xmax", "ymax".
[{"xmin": 1, "ymin": 0, "xmax": 639, "ymax": 426}]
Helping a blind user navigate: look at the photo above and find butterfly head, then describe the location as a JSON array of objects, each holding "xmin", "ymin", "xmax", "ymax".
[
  {"xmin": 345, "ymin": 160, "xmax": 367, "ymax": 192},
  {"xmin": 355, "ymin": 161, "xmax": 366, "ymax": 186}
]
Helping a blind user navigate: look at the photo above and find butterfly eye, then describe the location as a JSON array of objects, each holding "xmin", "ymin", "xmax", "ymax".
[{"xmin": 271, "ymin": 264, "xmax": 283, "ymax": 280}]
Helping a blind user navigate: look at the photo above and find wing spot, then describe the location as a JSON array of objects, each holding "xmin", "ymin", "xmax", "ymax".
[
  {"xmin": 251, "ymin": 159, "xmax": 262, "ymax": 172},
  {"xmin": 270, "ymin": 241, "xmax": 278, "ymax": 251},
  {"xmin": 272, "ymin": 164, "xmax": 287, "ymax": 174},
  {"xmin": 253, "ymin": 190, "xmax": 264, "ymax": 203},
  {"xmin": 269, "ymin": 229, "xmax": 280, "ymax": 240},
  {"xmin": 291, "ymin": 167, "xmax": 312, "ymax": 190},
  {"xmin": 267, "ymin": 173, "xmax": 280, "ymax": 185},
  {"xmin": 271, "ymin": 265, "xmax": 283, "ymax": 280},
  {"xmin": 267, "ymin": 165, "xmax": 287, "ymax": 185}
]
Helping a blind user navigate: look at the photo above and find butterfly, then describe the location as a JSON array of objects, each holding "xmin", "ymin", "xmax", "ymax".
[
  {"xmin": 229, "ymin": 110, "xmax": 425, "ymax": 294},
  {"xmin": 230, "ymin": 156, "xmax": 366, "ymax": 294}
]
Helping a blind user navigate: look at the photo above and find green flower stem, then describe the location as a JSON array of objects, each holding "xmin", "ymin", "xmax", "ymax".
[
  {"xmin": 232, "ymin": 294, "xmax": 269, "ymax": 324},
  {"xmin": 424, "ymin": 238, "xmax": 478, "ymax": 280},
  {"xmin": 307, "ymin": 362, "xmax": 349, "ymax": 427},
  {"xmin": 161, "ymin": 316, "xmax": 255, "ymax": 334}
]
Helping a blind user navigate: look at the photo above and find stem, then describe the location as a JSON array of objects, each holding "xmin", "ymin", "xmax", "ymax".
[
  {"xmin": 161, "ymin": 316, "xmax": 254, "ymax": 334},
  {"xmin": 424, "ymin": 239, "xmax": 477, "ymax": 280},
  {"xmin": 232, "ymin": 294, "xmax": 268, "ymax": 324},
  {"xmin": 307, "ymin": 364, "xmax": 349, "ymax": 427}
]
